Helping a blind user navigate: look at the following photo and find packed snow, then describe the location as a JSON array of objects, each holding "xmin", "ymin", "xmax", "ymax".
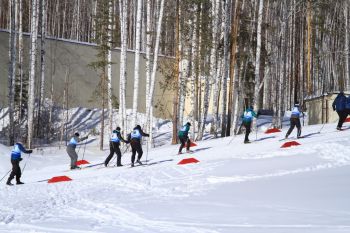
[{"xmin": 1, "ymin": 113, "xmax": 350, "ymax": 233}]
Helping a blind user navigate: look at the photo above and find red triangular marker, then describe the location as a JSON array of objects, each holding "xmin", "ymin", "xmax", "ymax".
[
  {"xmin": 345, "ymin": 117, "xmax": 350, "ymax": 123},
  {"xmin": 265, "ymin": 128, "xmax": 282, "ymax": 134},
  {"xmin": 48, "ymin": 176, "xmax": 72, "ymax": 183},
  {"xmin": 76, "ymin": 160, "xmax": 90, "ymax": 166},
  {"xmin": 185, "ymin": 141, "xmax": 197, "ymax": 147},
  {"xmin": 178, "ymin": 157, "xmax": 200, "ymax": 165},
  {"xmin": 281, "ymin": 141, "xmax": 301, "ymax": 148}
]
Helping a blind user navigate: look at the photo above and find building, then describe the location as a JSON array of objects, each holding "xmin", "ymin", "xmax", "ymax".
[
  {"xmin": 0, "ymin": 31, "xmax": 173, "ymax": 119},
  {"xmin": 304, "ymin": 92, "xmax": 346, "ymax": 125}
]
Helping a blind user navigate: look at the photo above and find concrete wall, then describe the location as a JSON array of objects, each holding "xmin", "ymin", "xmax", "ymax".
[
  {"xmin": 305, "ymin": 94, "xmax": 339, "ymax": 125},
  {"xmin": 0, "ymin": 31, "xmax": 174, "ymax": 119}
]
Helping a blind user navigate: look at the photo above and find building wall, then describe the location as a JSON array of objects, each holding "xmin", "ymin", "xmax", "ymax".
[
  {"xmin": 305, "ymin": 94, "xmax": 339, "ymax": 125},
  {"xmin": 0, "ymin": 31, "xmax": 173, "ymax": 119}
]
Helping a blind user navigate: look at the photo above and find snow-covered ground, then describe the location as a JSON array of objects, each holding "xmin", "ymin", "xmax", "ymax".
[{"xmin": 1, "ymin": 117, "xmax": 350, "ymax": 233}]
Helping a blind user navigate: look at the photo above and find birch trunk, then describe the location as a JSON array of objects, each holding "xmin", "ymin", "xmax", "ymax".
[
  {"xmin": 145, "ymin": 0, "xmax": 165, "ymax": 143},
  {"xmin": 190, "ymin": 10, "xmax": 198, "ymax": 139},
  {"xmin": 37, "ymin": 0, "xmax": 47, "ymax": 138},
  {"xmin": 220, "ymin": 0, "xmax": 231, "ymax": 137},
  {"xmin": 132, "ymin": 0, "xmax": 143, "ymax": 128},
  {"xmin": 119, "ymin": 0, "xmax": 128, "ymax": 135},
  {"xmin": 252, "ymin": 0, "xmax": 264, "ymax": 115},
  {"xmin": 27, "ymin": 0, "xmax": 39, "ymax": 148},
  {"xmin": 18, "ymin": 0, "xmax": 24, "ymax": 122},
  {"xmin": 8, "ymin": 0, "xmax": 17, "ymax": 146},
  {"xmin": 210, "ymin": 0, "xmax": 220, "ymax": 138},
  {"xmin": 345, "ymin": 1, "xmax": 350, "ymax": 91},
  {"xmin": 307, "ymin": 0, "xmax": 312, "ymax": 94},
  {"xmin": 226, "ymin": 0, "xmax": 240, "ymax": 136},
  {"xmin": 145, "ymin": 0, "xmax": 152, "ymax": 111},
  {"xmin": 107, "ymin": 0, "xmax": 113, "ymax": 132}
]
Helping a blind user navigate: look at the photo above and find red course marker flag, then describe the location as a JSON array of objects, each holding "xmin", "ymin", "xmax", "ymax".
[
  {"xmin": 178, "ymin": 157, "xmax": 200, "ymax": 165},
  {"xmin": 345, "ymin": 117, "xmax": 350, "ymax": 123},
  {"xmin": 76, "ymin": 160, "xmax": 90, "ymax": 166},
  {"xmin": 185, "ymin": 141, "xmax": 197, "ymax": 148},
  {"xmin": 281, "ymin": 141, "xmax": 301, "ymax": 148},
  {"xmin": 265, "ymin": 128, "xmax": 282, "ymax": 134},
  {"xmin": 48, "ymin": 176, "xmax": 72, "ymax": 183}
]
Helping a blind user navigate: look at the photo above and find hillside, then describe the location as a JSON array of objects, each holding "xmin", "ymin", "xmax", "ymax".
[{"xmin": 1, "ymin": 119, "xmax": 350, "ymax": 233}]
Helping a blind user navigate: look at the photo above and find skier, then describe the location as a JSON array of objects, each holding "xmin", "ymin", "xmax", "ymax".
[
  {"xmin": 128, "ymin": 125, "xmax": 149, "ymax": 167},
  {"xmin": 285, "ymin": 102, "xmax": 303, "ymax": 139},
  {"xmin": 332, "ymin": 92, "xmax": 347, "ymax": 130},
  {"xmin": 178, "ymin": 122, "xmax": 192, "ymax": 154},
  {"xmin": 104, "ymin": 127, "xmax": 129, "ymax": 167},
  {"xmin": 6, "ymin": 138, "xmax": 32, "ymax": 185},
  {"xmin": 241, "ymin": 106, "xmax": 257, "ymax": 144},
  {"xmin": 346, "ymin": 96, "xmax": 350, "ymax": 118},
  {"xmin": 66, "ymin": 132, "xmax": 88, "ymax": 169}
]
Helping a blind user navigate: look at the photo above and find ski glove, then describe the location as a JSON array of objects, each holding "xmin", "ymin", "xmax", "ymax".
[
  {"xmin": 27, "ymin": 149, "xmax": 33, "ymax": 154},
  {"xmin": 19, "ymin": 158, "xmax": 23, "ymax": 161}
]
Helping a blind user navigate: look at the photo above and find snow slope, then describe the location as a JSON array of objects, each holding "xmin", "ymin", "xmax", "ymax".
[{"xmin": 1, "ymin": 121, "xmax": 350, "ymax": 233}]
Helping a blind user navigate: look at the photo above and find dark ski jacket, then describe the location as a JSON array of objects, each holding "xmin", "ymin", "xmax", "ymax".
[
  {"xmin": 345, "ymin": 97, "xmax": 350, "ymax": 110},
  {"xmin": 332, "ymin": 93, "xmax": 347, "ymax": 111},
  {"xmin": 128, "ymin": 127, "xmax": 149, "ymax": 142},
  {"xmin": 11, "ymin": 143, "xmax": 32, "ymax": 160},
  {"xmin": 110, "ymin": 130, "xmax": 129, "ymax": 145}
]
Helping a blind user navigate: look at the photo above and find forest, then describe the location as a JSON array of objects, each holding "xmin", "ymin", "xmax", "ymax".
[{"xmin": 0, "ymin": 0, "xmax": 348, "ymax": 148}]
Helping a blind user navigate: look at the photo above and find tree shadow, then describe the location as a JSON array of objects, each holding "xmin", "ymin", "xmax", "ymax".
[
  {"xmin": 193, "ymin": 147, "xmax": 212, "ymax": 152},
  {"xmin": 255, "ymin": 136, "xmax": 276, "ymax": 141},
  {"xmin": 302, "ymin": 132, "xmax": 320, "ymax": 138},
  {"xmin": 146, "ymin": 159, "xmax": 173, "ymax": 166}
]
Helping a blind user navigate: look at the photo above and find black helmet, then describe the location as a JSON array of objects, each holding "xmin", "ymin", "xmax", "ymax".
[
  {"xmin": 116, "ymin": 127, "xmax": 121, "ymax": 131},
  {"xmin": 74, "ymin": 132, "xmax": 80, "ymax": 137},
  {"xmin": 295, "ymin": 101, "xmax": 300, "ymax": 106},
  {"xmin": 136, "ymin": 125, "xmax": 141, "ymax": 129},
  {"xmin": 186, "ymin": 122, "xmax": 191, "ymax": 126}
]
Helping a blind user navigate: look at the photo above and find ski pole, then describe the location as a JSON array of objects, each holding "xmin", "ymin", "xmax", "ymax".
[
  {"xmin": 22, "ymin": 152, "xmax": 32, "ymax": 175},
  {"xmin": 0, "ymin": 169, "xmax": 11, "ymax": 182},
  {"xmin": 318, "ymin": 121, "xmax": 327, "ymax": 133},
  {"xmin": 81, "ymin": 138, "xmax": 87, "ymax": 161},
  {"xmin": 146, "ymin": 138, "xmax": 149, "ymax": 164}
]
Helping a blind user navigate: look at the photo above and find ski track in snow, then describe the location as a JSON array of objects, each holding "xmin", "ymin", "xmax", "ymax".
[{"xmin": 1, "ymin": 115, "xmax": 350, "ymax": 232}]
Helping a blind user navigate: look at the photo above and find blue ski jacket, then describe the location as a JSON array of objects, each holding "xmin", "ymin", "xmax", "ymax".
[
  {"xmin": 11, "ymin": 143, "xmax": 31, "ymax": 160},
  {"xmin": 332, "ymin": 93, "xmax": 347, "ymax": 111}
]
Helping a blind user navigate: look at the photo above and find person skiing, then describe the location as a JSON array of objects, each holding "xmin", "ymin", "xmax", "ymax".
[
  {"xmin": 66, "ymin": 132, "xmax": 88, "ymax": 169},
  {"xmin": 6, "ymin": 138, "xmax": 32, "ymax": 185},
  {"xmin": 241, "ymin": 106, "xmax": 257, "ymax": 144},
  {"xmin": 285, "ymin": 102, "xmax": 303, "ymax": 139},
  {"xmin": 128, "ymin": 125, "xmax": 149, "ymax": 167},
  {"xmin": 332, "ymin": 92, "xmax": 347, "ymax": 130},
  {"xmin": 345, "ymin": 95, "xmax": 350, "ymax": 118},
  {"xmin": 104, "ymin": 127, "xmax": 129, "ymax": 167},
  {"xmin": 178, "ymin": 122, "xmax": 192, "ymax": 154}
]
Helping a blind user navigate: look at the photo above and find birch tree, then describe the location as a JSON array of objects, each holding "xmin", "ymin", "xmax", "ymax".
[
  {"xmin": 107, "ymin": 0, "xmax": 113, "ymax": 132},
  {"xmin": 8, "ymin": 0, "xmax": 17, "ymax": 146},
  {"xmin": 345, "ymin": 0, "xmax": 349, "ymax": 91},
  {"xmin": 145, "ymin": 0, "xmax": 165, "ymax": 143},
  {"xmin": 210, "ymin": 0, "xmax": 220, "ymax": 137},
  {"xmin": 27, "ymin": 0, "xmax": 39, "ymax": 148},
  {"xmin": 252, "ymin": 0, "xmax": 264, "ymax": 114},
  {"xmin": 132, "ymin": 0, "xmax": 143, "ymax": 128},
  {"xmin": 119, "ymin": 0, "xmax": 128, "ymax": 135},
  {"xmin": 37, "ymin": 0, "xmax": 47, "ymax": 138}
]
